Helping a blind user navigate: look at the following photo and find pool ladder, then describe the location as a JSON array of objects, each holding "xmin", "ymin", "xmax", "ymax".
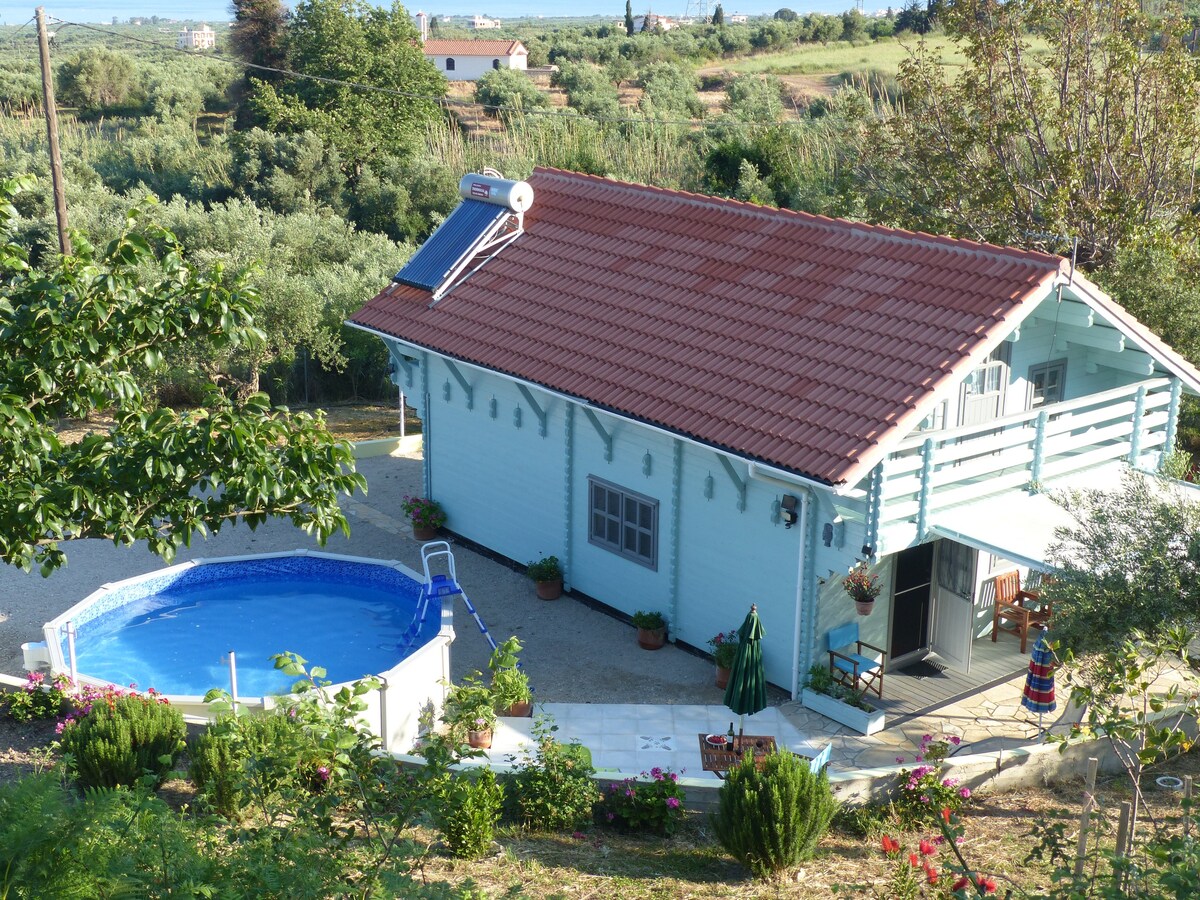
[{"xmin": 401, "ymin": 541, "xmax": 497, "ymax": 654}]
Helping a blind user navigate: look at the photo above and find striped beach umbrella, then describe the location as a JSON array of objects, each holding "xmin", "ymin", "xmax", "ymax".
[
  {"xmin": 724, "ymin": 604, "xmax": 766, "ymax": 735},
  {"xmin": 1021, "ymin": 628, "xmax": 1056, "ymax": 733}
]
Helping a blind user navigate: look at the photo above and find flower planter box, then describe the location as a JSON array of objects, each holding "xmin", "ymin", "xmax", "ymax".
[{"xmin": 801, "ymin": 688, "xmax": 886, "ymax": 736}]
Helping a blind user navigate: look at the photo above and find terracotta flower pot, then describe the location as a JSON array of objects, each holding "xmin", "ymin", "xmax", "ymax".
[
  {"xmin": 535, "ymin": 578, "xmax": 562, "ymax": 600},
  {"xmin": 637, "ymin": 626, "xmax": 667, "ymax": 650},
  {"xmin": 413, "ymin": 525, "xmax": 438, "ymax": 541},
  {"xmin": 855, "ymin": 599, "xmax": 875, "ymax": 616},
  {"xmin": 716, "ymin": 665, "xmax": 731, "ymax": 689},
  {"xmin": 467, "ymin": 728, "xmax": 493, "ymax": 749},
  {"xmin": 502, "ymin": 700, "xmax": 533, "ymax": 718}
]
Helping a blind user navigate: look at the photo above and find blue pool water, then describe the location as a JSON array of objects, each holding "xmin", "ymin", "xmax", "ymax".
[{"xmin": 70, "ymin": 556, "xmax": 436, "ymax": 697}]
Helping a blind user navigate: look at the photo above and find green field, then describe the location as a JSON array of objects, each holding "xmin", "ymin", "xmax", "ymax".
[{"xmin": 718, "ymin": 34, "xmax": 1049, "ymax": 78}]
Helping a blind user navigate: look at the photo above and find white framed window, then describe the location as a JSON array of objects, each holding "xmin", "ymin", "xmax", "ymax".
[{"xmin": 588, "ymin": 476, "xmax": 658, "ymax": 569}]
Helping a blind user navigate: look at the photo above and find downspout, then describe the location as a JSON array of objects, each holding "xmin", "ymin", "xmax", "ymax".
[
  {"xmin": 421, "ymin": 350, "xmax": 432, "ymax": 499},
  {"xmin": 747, "ymin": 461, "xmax": 819, "ymax": 699}
]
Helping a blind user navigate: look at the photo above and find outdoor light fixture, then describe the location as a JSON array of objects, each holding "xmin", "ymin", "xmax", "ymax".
[
  {"xmin": 780, "ymin": 494, "xmax": 799, "ymax": 528},
  {"xmin": 822, "ymin": 522, "xmax": 834, "ymax": 546}
]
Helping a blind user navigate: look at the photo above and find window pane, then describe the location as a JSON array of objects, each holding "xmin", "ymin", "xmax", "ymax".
[
  {"xmin": 639, "ymin": 503, "xmax": 652, "ymax": 529},
  {"xmin": 606, "ymin": 519, "xmax": 619, "ymax": 544},
  {"xmin": 624, "ymin": 524, "xmax": 637, "ymax": 550},
  {"xmin": 624, "ymin": 496, "xmax": 638, "ymax": 524},
  {"xmin": 592, "ymin": 484, "xmax": 604, "ymax": 509},
  {"xmin": 608, "ymin": 491, "xmax": 621, "ymax": 515},
  {"xmin": 591, "ymin": 513, "xmax": 604, "ymax": 539},
  {"xmin": 638, "ymin": 532, "xmax": 651, "ymax": 559}
]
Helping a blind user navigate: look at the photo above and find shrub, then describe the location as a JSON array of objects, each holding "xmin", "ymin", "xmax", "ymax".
[
  {"xmin": 891, "ymin": 734, "xmax": 971, "ymax": 828},
  {"xmin": 3, "ymin": 672, "xmax": 71, "ymax": 723},
  {"xmin": 505, "ymin": 718, "xmax": 599, "ymax": 831},
  {"xmin": 598, "ymin": 766, "xmax": 686, "ymax": 836},
  {"xmin": 58, "ymin": 692, "xmax": 186, "ymax": 789},
  {"xmin": 188, "ymin": 712, "xmax": 309, "ymax": 820},
  {"xmin": 434, "ymin": 768, "xmax": 505, "ymax": 859},
  {"xmin": 712, "ymin": 749, "xmax": 837, "ymax": 879}
]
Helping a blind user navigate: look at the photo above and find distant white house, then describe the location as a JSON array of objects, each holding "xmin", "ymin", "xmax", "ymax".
[
  {"xmin": 469, "ymin": 14, "xmax": 501, "ymax": 29},
  {"xmin": 633, "ymin": 14, "xmax": 677, "ymax": 32},
  {"xmin": 423, "ymin": 39, "xmax": 528, "ymax": 82},
  {"xmin": 729, "ymin": 14, "xmax": 749, "ymax": 23},
  {"xmin": 176, "ymin": 24, "xmax": 215, "ymax": 50}
]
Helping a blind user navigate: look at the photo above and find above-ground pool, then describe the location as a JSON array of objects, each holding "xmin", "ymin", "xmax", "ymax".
[{"xmin": 43, "ymin": 553, "xmax": 443, "ymax": 698}]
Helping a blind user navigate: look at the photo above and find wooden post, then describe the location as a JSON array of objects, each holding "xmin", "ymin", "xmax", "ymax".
[
  {"xmin": 1073, "ymin": 757, "xmax": 1099, "ymax": 877},
  {"xmin": 1185, "ymin": 775, "xmax": 1194, "ymax": 839},
  {"xmin": 35, "ymin": 7, "xmax": 70, "ymax": 257},
  {"xmin": 1115, "ymin": 800, "xmax": 1132, "ymax": 859}
]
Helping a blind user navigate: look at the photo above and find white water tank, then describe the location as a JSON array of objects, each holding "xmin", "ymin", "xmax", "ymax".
[{"xmin": 458, "ymin": 174, "xmax": 534, "ymax": 212}]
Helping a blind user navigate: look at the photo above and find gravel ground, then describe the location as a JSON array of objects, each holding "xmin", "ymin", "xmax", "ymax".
[{"xmin": 0, "ymin": 452, "xmax": 772, "ymax": 708}]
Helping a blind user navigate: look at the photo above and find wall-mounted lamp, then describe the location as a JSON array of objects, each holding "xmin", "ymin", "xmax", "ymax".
[
  {"xmin": 780, "ymin": 494, "xmax": 799, "ymax": 529},
  {"xmin": 861, "ymin": 543, "xmax": 875, "ymax": 559},
  {"xmin": 822, "ymin": 522, "xmax": 833, "ymax": 546}
]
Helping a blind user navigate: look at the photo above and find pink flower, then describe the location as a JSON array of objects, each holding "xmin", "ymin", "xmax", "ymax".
[
  {"xmin": 605, "ymin": 812, "xmax": 615, "ymax": 821},
  {"xmin": 949, "ymin": 735, "xmax": 962, "ymax": 745},
  {"xmin": 896, "ymin": 756, "xmax": 906, "ymax": 764},
  {"xmin": 959, "ymin": 787, "xmax": 971, "ymax": 799},
  {"xmin": 666, "ymin": 797, "xmax": 680, "ymax": 809},
  {"xmin": 316, "ymin": 765, "xmax": 330, "ymax": 781},
  {"xmin": 572, "ymin": 831, "xmax": 585, "ymax": 840}
]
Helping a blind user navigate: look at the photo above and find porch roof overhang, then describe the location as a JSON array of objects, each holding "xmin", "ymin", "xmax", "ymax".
[{"xmin": 927, "ymin": 492, "xmax": 1080, "ymax": 572}]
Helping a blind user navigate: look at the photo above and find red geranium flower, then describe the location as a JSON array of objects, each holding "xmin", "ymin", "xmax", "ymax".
[{"xmin": 880, "ymin": 834, "xmax": 900, "ymax": 855}]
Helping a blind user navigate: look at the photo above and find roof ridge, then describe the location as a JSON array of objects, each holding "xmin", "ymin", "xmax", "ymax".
[{"xmin": 531, "ymin": 166, "xmax": 1066, "ymax": 273}]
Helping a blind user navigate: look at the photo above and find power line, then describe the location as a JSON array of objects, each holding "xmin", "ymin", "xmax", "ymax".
[{"xmin": 52, "ymin": 18, "xmax": 810, "ymax": 131}]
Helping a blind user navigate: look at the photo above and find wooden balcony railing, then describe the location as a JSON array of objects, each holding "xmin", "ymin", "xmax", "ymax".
[{"xmin": 859, "ymin": 377, "xmax": 1181, "ymax": 545}]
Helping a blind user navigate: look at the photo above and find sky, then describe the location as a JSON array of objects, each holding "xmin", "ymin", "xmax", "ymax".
[{"xmin": 0, "ymin": 2, "xmax": 856, "ymax": 28}]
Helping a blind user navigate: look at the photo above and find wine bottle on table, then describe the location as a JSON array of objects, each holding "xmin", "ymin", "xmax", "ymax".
[{"xmin": 726, "ymin": 721, "xmax": 734, "ymax": 750}]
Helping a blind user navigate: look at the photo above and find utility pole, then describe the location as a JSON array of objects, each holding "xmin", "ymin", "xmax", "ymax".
[{"xmin": 36, "ymin": 6, "xmax": 71, "ymax": 257}]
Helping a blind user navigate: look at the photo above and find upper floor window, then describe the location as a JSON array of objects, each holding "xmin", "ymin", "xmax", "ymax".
[
  {"xmin": 1028, "ymin": 360, "xmax": 1066, "ymax": 409},
  {"xmin": 446, "ymin": 57, "xmax": 455, "ymax": 71},
  {"xmin": 588, "ymin": 476, "xmax": 658, "ymax": 569}
]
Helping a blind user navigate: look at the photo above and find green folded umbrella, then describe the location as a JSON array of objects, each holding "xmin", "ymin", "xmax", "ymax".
[{"xmin": 723, "ymin": 604, "xmax": 766, "ymax": 734}]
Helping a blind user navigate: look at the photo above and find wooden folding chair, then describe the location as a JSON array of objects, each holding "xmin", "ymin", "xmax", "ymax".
[{"xmin": 827, "ymin": 621, "xmax": 886, "ymax": 699}]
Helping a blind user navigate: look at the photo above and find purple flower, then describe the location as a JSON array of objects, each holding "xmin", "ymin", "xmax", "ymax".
[
  {"xmin": 896, "ymin": 756, "xmax": 906, "ymax": 764},
  {"xmin": 572, "ymin": 831, "xmax": 585, "ymax": 840},
  {"xmin": 605, "ymin": 812, "xmax": 615, "ymax": 821},
  {"xmin": 650, "ymin": 766, "xmax": 663, "ymax": 780},
  {"xmin": 666, "ymin": 797, "xmax": 680, "ymax": 809},
  {"xmin": 920, "ymin": 795, "xmax": 930, "ymax": 804},
  {"xmin": 949, "ymin": 736, "xmax": 962, "ymax": 745},
  {"xmin": 959, "ymin": 787, "xmax": 971, "ymax": 799},
  {"xmin": 669, "ymin": 771, "xmax": 679, "ymax": 781},
  {"xmin": 625, "ymin": 789, "xmax": 634, "ymax": 797},
  {"xmin": 316, "ymin": 765, "xmax": 330, "ymax": 781},
  {"xmin": 942, "ymin": 778, "xmax": 958, "ymax": 787}
]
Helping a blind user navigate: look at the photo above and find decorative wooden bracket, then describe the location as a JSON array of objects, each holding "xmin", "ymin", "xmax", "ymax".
[
  {"xmin": 443, "ymin": 361, "xmax": 474, "ymax": 410},
  {"xmin": 582, "ymin": 408, "xmax": 613, "ymax": 461},
  {"xmin": 388, "ymin": 349, "xmax": 417, "ymax": 389},
  {"xmin": 516, "ymin": 384, "xmax": 548, "ymax": 436},
  {"xmin": 717, "ymin": 455, "xmax": 747, "ymax": 512}
]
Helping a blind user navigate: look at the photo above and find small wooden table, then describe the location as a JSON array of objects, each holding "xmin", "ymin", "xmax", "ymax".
[{"xmin": 698, "ymin": 733, "xmax": 777, "ymax": 778}]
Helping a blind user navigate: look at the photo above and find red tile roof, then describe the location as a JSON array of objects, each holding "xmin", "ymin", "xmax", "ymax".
[
  {"xmin": 351, "ymin": 168, "xmax": 1067, "ymax": 486},
  {"xmin": 422, "ymin": 39, "xmax": 525, "ymax": 57}
]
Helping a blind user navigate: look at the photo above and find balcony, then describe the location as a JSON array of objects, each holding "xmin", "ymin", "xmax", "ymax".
[{"xmin": 857, "ymin": 377, "xmax": 1181, "ymax": 554}]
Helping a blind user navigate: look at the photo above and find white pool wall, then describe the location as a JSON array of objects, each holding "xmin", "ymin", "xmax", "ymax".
[{"xmin": 40, "ymin": 549, "xmax": 453, "ymax": 754}]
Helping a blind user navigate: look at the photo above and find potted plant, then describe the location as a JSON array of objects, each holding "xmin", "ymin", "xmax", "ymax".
[
  {"xmin": 488, "ymin": 636, "xmax": 533, "ymax": 717},
  {"xmin": 401, "ymin": 495, "xmax": 446, "ymax": 542},
  {"xmin": 800, "ymin": 664, "xmax": 886, "ymax": 735},
  {"xmin": 631, "ymin": 610, "xmax": 667, "ymax": 650},
  {"xmin": 844, "ymin": 562, "xmax": 881, "ymax": 616},
  {"xmin": 707, "ymin": 628, "xmax": 740, "ymax": 689},
  {"xmin": 442, "ymin": 671, "xmax": 497, "ymax": 748},
  {"xmin": 526, "ymin": 555, "xmax": 563, "ymax": 600}
]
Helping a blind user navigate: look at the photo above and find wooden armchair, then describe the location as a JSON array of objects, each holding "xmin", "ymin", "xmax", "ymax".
[
  {"xmin": 827, "ymin": 622, "xmax": 887, "ymax": 699},
  {"xmin": 991, "ymin": 570, "xmax": 1052, "ymax": 653}
]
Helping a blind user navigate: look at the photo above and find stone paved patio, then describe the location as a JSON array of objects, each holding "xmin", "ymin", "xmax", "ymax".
[{"xmin": 0, "ymin": 447, "xmax": 1088, "ymax": 772}]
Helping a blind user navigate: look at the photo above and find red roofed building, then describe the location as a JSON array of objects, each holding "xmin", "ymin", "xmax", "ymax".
[
  {"xmin": 351, "ymin": 169, "xmax": 1200, "ymax": 723},
  {"xmin": 422, "ymin": 38, "xmax": 527, "ymax": 81}
]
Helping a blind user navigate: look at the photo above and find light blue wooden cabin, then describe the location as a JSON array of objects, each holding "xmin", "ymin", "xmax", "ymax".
[{"xmin": 350, "ymin": 169, "xmax": 1200, "ymax": 725}]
